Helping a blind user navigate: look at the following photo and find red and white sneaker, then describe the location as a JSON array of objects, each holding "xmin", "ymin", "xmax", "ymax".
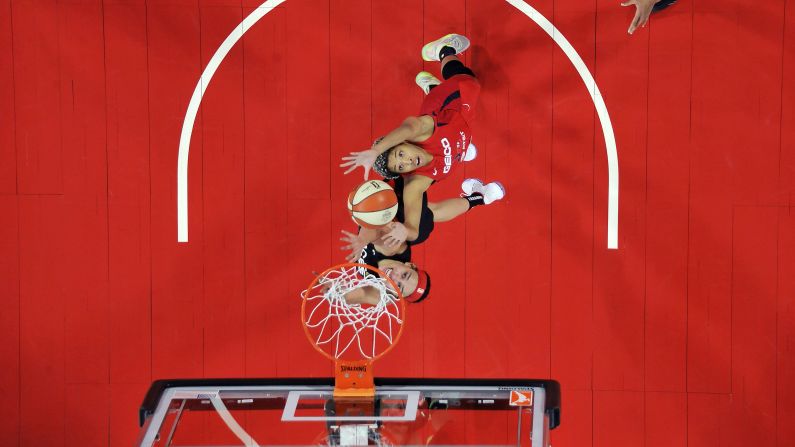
[{"xmin": 461, "ymin": 178, "xmax": 506, "ymax": 205}]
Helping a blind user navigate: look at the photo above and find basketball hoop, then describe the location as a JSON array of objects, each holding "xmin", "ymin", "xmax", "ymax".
[{"xmin": 301, "ymin": 263, "xmax": 406, "ymax": 397}]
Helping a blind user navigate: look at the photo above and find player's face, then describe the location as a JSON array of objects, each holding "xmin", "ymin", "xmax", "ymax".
[
  {"xmin": 388, "ymin": 143, "xmax": 425, "ymax": 175},
  {"xmin": 382, "ymin": 262, "xmax": 419, "ymax": 297}
]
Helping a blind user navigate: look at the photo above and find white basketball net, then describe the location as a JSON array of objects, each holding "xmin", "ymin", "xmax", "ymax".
[{"xmin": 301, "ymin": 265, "xmax": 404, "ymax": 360}]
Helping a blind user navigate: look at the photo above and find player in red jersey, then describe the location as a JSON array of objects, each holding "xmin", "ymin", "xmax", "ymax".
[
  {"xmin": 342, "ymin": 33, "xmax": 478, "ymax": 183},
  {"xmin": 340, "ymin": 34, "xmax": 505, "ymax": 247}
]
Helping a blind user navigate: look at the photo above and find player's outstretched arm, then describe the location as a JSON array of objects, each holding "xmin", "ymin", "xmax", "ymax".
[
  {"xmin": 340, "ymin": 228, "xmax": 378, "ymax": 263},
  {"xmin": 374, "ymin": 116, "xmax": 434, "ymax": 151},
  {"xmin": 340, "ymin": 116, "xmax": 434, "ymax": 179},
  {"xmin": 621, "ymin": 0, "xmax": 660, "ymax": 34},
  {"xmin": 382, "ymin": 175, "xmax": 434, "ymax": 247}
]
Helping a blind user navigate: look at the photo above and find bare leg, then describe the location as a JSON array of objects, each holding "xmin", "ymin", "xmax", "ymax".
[{"xmin": 428, "ymin": 198, "xmax": 469, "ymax": 223}]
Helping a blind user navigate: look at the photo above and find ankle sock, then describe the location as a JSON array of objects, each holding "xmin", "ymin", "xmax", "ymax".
[
  {"xmin": 465, "ymin": 193, "xmax": 485, "ymax": 210},
  {"xmin": 439, "ymin": 45, "xmax": 457, "ymax": 60}
]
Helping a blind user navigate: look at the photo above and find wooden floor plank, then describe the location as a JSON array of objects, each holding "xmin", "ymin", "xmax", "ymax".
[
  {"xmin": 104, "ymin": 1, "xmax": 152, "ymax": 385},
  {"xmin": 592, "ymin": 0, "xmax": 649, "ymax": 392},
  {"xmin": 553, "ymin": 388, "xmax": 592, "ymax": 447},
  {"xmin": 782, "ymin": 0, "xmax": 795, "ymax": 201},
  {"xmin": 110, "ymin": 383, "xmax": 150, "ymax": 447},
  {"xmin": 19, "ymin": 197, "xmax": 66, "ymax": 446},
  {"xmin": 594, "ymin": 390, "xmax": 644, "ymax": 447},
  {"xmin": 687, "ymin": 392, "xmax": 732, "ymax": 447},
  {"xmin": 147, "ymin": 3, "xmax": 205, "ymax": 378},
  {"xmin": 777, "ymin": 212, "xmax": 795, "ymax": 446},
  {"xmin": 282, "ymin": 0, "xmax": 332, "ymax": 376},
  {"xmin": 491, "ymin": 0, "xmax": 556, "ymax": 379},
  {"xmin": 65, "ymin": 384, "xmax": 109, "ymax": 447},
  {"xmin": 241, "ymin": 3, "xmax": 288, "ymax": 377},
  {"xmin": 198, "ymin": 3, "xmax": 247, "ymax": 378},
  {"xmin": 549, "ymin": 0, "xmax": 597, "ymax": 392},
  {"xmin": 646, "ymin": 392, "xmax": 687, "ymax": 447},
  {"xmin": 0, "ymin": 0, "xmax": 14, "ymax": 193},
  {"xmin": 284, "ymin": 0, "xmax": 330, "ymax": 201},
  {"xmin": 11, "ymin": 0, "xmax": 63, "ymax": 195},
  {"xmin": 644, "ymin": 0, "xmax": 692, "ymax": 393},
  {"xmin": 0, "ymin": 196, "xmax": 19, "ymax": 445},
  {"xmin": 730, "ymin": 206, "xmax": 778, "ymax": 446},
  {"xmin": 777, "ymin": 4, "xmax": 795, "ymax": 443},
  {"xmin": 686, "ymin": 0, "xmax": 738, "ymax": 394},
  {"xmin": 57, "ymin": 0, "xmax": 110, "ymax": 389},
  {"xmin": 464, "ymin": 0, "xmax": 548, "ymax": 379}
]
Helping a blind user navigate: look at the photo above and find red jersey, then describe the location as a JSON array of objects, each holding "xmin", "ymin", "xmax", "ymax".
[{"xmin": 411, "ymin": 74, "xmax": 481, "ymax": 181}]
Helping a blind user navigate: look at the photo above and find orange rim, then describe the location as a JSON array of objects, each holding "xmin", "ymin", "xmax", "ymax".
[{"xmin": 300, "ymin": 262, "xmax": 407, "ymax": 363}]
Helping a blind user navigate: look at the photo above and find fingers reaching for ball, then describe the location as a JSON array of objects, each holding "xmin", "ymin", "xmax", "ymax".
[
  {"xmin": 380, "ymin": 222, "xmax": 409, "ymax": 248},
  {"xmin": 340, "ymin": 229, "xmax": 367, "ymax": 262},
  {"xmin": 340, "ymin": 149, "xmax": 379, "ymax": 179}
]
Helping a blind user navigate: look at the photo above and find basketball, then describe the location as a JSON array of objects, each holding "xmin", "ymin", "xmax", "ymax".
[{"xmin": 347, "ymin": 180, "xmax": 399, "ymax": 228}]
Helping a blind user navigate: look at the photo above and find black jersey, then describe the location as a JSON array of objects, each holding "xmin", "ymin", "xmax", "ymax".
[
  {"xmin": 390, "ymin": 176, "xmax": 435, "ymax": 246},
  {"xmin": 653, "ymin": 0, "xmax": 676, "ymax": 12},
  {"xmin": 356, "ymin": 242, "xmax": 412, "ymax": 278}
]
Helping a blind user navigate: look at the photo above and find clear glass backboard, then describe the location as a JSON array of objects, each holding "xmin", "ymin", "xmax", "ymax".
[{"xmin": 137, "ymin": 378, "xmax": 561, "ymax": 446}]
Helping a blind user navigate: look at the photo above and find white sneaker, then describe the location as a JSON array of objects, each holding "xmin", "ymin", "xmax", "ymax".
[
  {"xmin": 461, "ymin": 178, "xmax": 505, "ymax": 205},
  {"xmin": 421, "ymin": 34, "xmax": 471, "ymax": 62},
  {"xmin": 415, "ymin": 71, "xmax": 441, "ymax": 95},
  {"xmin": 463, "ymin": 142, "xmax": 477, "ymax": 162}
]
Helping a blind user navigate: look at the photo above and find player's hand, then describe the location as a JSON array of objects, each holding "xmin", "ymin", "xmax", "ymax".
[
  {"xmin": 307, "ymin": 273, "xmax": 331, "ymax": 296},
  {"xmin": 621, "ymin": 0, "xmax": 657, "ymax": 34},
  {"xmin": 381, "ymin": 222, "xmax": 408, "ymax": 248},
  {"xmin": 340, "ymin": 149, "xmax": 378, "ymax": 179},
  {"xmin": 320, "ymin": 281, "xmax": 331, "ymax": 295},
  {"xmin": 340, "ymin": 230, "xmax": 367, "ymax": 263}
]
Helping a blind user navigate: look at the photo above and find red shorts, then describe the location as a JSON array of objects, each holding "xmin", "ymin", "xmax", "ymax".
[{"xmin": 419, "ymin": 74, "xmax": 480, "ymax": 121}]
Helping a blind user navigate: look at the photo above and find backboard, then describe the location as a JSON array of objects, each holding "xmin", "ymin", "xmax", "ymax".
[{"xmin": 137, "ymin": 378, "xmax": 561, "ymax": 446}]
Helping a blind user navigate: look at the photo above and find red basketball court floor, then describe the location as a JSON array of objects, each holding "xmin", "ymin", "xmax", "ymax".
[{"xmin": 1, "ymin": 0, "xmax": 794, "ymax": 445}]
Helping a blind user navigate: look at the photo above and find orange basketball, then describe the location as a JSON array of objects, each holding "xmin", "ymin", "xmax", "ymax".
[{"xmin": 347, "ymin": 180, "xmax": 399, "ymax": 228}]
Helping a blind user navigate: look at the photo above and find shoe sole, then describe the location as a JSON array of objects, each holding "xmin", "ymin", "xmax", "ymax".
[
  {"xmin": 422, "ymin": 34, "xmax": 471, "ymax": 62},
  {"xmin": 484, "ymin": 181, "xmax": 506, "ymax": 205},
  {"xmin": 461, "ymin": 178, "xmax": 484, "ymax": 196}
]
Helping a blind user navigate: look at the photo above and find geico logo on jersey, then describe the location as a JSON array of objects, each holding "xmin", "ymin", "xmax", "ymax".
[{"xmin": 441, "ymin": 137, "xmax": 452, "ymax": 174}]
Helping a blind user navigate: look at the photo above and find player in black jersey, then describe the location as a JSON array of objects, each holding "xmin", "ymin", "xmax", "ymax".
[
  {"xmin": 339, "ymin": 176, "xmax": 502, "ymax": 306},
  {"xmin": 340, "ymin": 238, "xmax": 431, "ymax": 306},
  {"xmin": 341, "ymin": 175, "xmax": 499, "ymax": 259}
]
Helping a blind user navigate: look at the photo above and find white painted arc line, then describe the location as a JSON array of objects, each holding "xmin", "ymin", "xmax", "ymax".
[
  {"xmin": 177, "ymin": 1, "xmax": 285, "ymax": 242},
  {"xmin": 504, "ymin": 0, "xmax": 620, "ymax": 249},
  {"xmin": 176, "ymin": 0, "xmax": 619, "ymax": 249}
]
